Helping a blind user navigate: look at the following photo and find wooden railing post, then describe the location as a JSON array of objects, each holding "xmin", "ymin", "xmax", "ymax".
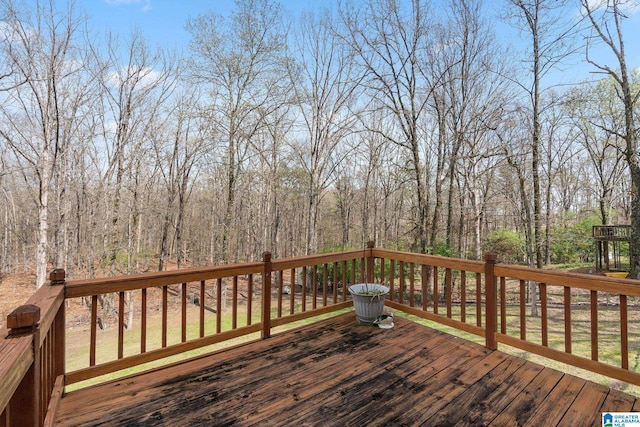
[
  {"xmin": 484, "ymin": 252, "xmax": 498, "ymax": 350},
  {"xmin": 6, "ymin": 304, "xmax": 41, "ymax": 427},
  {"xmin": 262, "ymin": 252, "xmax": 272, "ymax": 339},
  {"xmin": 50, "ymin": 269, "xmax": 66, "ymax": 380},
  {"xmin": 366, "ymin": 241, "xmax": 375, "ymax": 283}
]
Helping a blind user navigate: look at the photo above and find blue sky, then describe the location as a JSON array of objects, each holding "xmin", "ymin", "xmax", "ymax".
[
  {"xmin": 83, "ymin": 0, "xmax": 639, "ymax": 83},
  {"xmin": 88, "ymin": 0, "xmax": 324, "ymax": 51}
]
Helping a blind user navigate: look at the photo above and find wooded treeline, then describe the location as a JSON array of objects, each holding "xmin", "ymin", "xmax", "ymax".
[{"xmin": 0, "ymin": 0, "xmax": 638, "ymax": 287}]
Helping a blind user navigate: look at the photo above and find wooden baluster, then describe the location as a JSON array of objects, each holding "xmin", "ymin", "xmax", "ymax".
[
  {"xmin": 564, "ymin": 286, "xmax": 571, "ymax": 354},
  {"xmin": 540, "ymin": 283, "xmax": 547, "ymax": 347},
  {"xmin": 341, "ymin": 261, "xmax": 347, "ymax": 301},
  {"xmin": 162, "ymin": 286, "xmax": 168, "ymax": 348},
  {"xmin": 290, "ymin": 269, "xmax": 296, "ymax": 315},
  {"xmin": 520, "ymin": 280, "xmax": 526, "ymax": 341},
  {"xmin": 322, "ymin": 264, "xmax": 328, "ymax": 307},
  {"xmin": 409, "ymin": 263, "xmax": 415, "ymax": 308},
  {"xmin": 591, "ymin": 290, "xmax": 598, "ymax": 361},
  {"xmin": 216, "ymin": 278, "xmax": 222, "ymax": 334},
  {"xmin": 389, "ymin": 260, "xmax": 395, "ymax": 303},
  {"xmin": 118, "ymin": 291, "xmax": 125, "ymax": 359},
  {"xmin": 398, "ymin": 261, "xmax": 405, "ymax": 305},
  {"xmin": 248, "ymin": 274, "xmax": 254, "ymax": 324},
  {"xmin": 332, "ymin": 262, "xmax": 338, "ymax": 304},
  {"xmin": 621, "ymin": 294, "xmax": 628, "ymax": 369},
  {"xmin": 141, "ymin": 288, "xmax": 147, "ymax": 353},
  {"xmin": 301, "ymin": 266, "xmax": 307, "ymax": 312},
  {"xmin": 200, "ymin": 280, "xmax": 206, "ymax": 337},
  {"xmin": 312, "ymin": 266, "xmax": 318, "ymax": 310},
  {"xmin": 181, "ymin": 283, "xmax": 187, "ymax": 342},
  {"xmin": 276, "ymin": 271, "xmax": 283, "ymax": 318},
  {"xmin": 366, "ymin": 241, "xmax": 375, "ymax": 283},
  {"xmin": 433, "ymin": 266, "xmax": 439, "ymax": 315},
  {"xmin": 461, "ymin": 270, "xmax": 467, "ymax": 323},
  {"xmin": 90, "ymin": 295, "xmax": 97, "ymax": 366},
  {"xmin": 50, "ymin": 269, "xmax": 65, "ymax": 393},
  {"xmin": 500, "ymin": 277, "xmax": 506, "ymax": 334},
  {"xmin": 476, "ymin": 273, "xmax": 482, "ymax": 327},
  {"xmin": 422, "ymin": 265, "xmax": 428, "ymax": 311},
  {"xmin": 351, "ymin": 259, "xmax": 356, "ymax": 287},
  {"xmin": 446, "ymin": 268, "xmax": 452, "ymax": 318},
  {"xmin": 484, "ymin": 252, "xmax": 497, "ymax": 350},
  {"xmin": 233, "ymin": 276, "xmax": 238, "ymax": 329},
  {"xmin": 262, "ymin": 252, "xmax": 272, "ymax": 339}
]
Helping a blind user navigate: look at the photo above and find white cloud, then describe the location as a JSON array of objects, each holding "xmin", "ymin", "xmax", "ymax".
[
  {"xmin": 106, "ymin": 66, "xmax": 165, "ymax": 90},
  {"xmin": 104, "ymin": 0, "xmax": 152, "ymax": 13},
  {"xmin": 584, "ymin": 0, "xmax": 639, "ymax": 14},
  {"xmin": 0, "ymin": 20, "xmax": 37, "ymax": 44}
]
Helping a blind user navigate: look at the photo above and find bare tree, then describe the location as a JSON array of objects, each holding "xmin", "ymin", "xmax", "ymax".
[
  {"xmin": 89, "ymin": 30, "xmax": 177, "ymax": 275},
  {"xmin": 582, "ymin": 0, "xmax": 640, "ymax": 278},
  {"xmin": 187, "ymin": 0, "xmax": 287, "ymax": 261},
  {"xmin": 339, "ymin": 0, "xmax": 434, "ymax": 253},
  {"xmin": 253, "ymin": 100, "xmax": 294, "ymax": 257},
  {"xmin": 497, "ymin": 107, "xmax": 538, "ymax": 314},
  {"xmin": 288, "ymin": 9, "xmax": 361, "ymax": 255},
  {"xmin": 0, "ymin": 0, "xmax": 85, "ymax": 288},
  {"xmin": 156, "ymin": 90, "xmax": 208, "ymax": 271},
  {"xmin": 566, "ymin": 81, "xmax": 628, "ymax": 226},
  {"xmin": 539, "ymin": 93, "xmax": 579, "ymax": 264},
  {"xmin": 503, "ymin": 0, "xmax": 581, "ymax": 269},
  {"xmin": 438, "ymin": 0, "xmax": 511, "ymax": 257}
]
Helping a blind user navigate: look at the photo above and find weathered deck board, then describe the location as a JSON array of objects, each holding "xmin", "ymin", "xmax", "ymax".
[
  {"xmin": 55, "ymin": 313, "xmax": 638, "ymax": 426},
  {"xmin": 489, "ymin": 367, "xmax": 565, "ymax": 425}
]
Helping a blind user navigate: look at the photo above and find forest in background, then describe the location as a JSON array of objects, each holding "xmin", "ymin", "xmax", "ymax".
[{"xmin": 0, "ymin": 0, "xmax": 638, "ymax": 288}]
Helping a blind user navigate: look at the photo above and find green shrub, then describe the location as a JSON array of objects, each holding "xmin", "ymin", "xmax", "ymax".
[
  {"xmin": 549, "ymin": 216, "xmax": 600, "ymax": 264},
  {"xmin": 484, "ymin": 229, "xmax": 526, "ymax": 264}
]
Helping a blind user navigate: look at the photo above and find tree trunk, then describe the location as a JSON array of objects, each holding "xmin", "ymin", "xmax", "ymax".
[{"xmin": 36, "ymin": 170, "xmax": 49, "ymax": 289}]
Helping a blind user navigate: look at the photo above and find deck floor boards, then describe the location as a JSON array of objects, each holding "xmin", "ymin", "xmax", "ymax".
[{"xmin": 55, "ymin": 313, "xmax": 638, "ymax": 426}]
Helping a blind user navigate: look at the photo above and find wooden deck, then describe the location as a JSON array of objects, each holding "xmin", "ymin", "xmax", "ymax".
[{"xmin": 54, "ymin": 313, "xmax": 638, "ymax": 426}]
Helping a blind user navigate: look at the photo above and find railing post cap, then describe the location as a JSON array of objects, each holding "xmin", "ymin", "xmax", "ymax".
[
  {"xmin": 7, "ymin": 304, "xmax": 40, "ymax": 335},
  {"xmin": 485, "ymin": 252, "xmax": 497, "ymax": 263},
  {"xmin": 50, "ymin": 268, "xmax": 66, "ymax": 284},
  {"xmin": 262, "ymin": 252, "xmax": 272, "ymax": 262},
  {"xmin": 367, "ymin": 240, "xmax": 375, "ymax": 248}
]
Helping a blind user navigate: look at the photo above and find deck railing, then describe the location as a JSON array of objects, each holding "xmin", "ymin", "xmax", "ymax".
[
  {"xmin": 0, "ymin": 270, "xmax": 65, "ymax": 427},
  {"xmin": 492, "ymin": 263, "xmax": 640, "ymax": 385},
  {"xmin": 367, "ymin": 248, "xmax": 640, "ymax": 385},
  {"xmin": 2, "ymin": 247, "xmax": 639, "ymax": 426},
  {"xmin": 369, "ymin": 248, "xmax": 490, "ymax": 341}
]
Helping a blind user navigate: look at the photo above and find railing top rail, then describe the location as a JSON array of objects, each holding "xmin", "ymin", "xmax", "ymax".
[
  {"xmin": 65, "ymin": 262, "xmax": 264, "ymax": 298},
  {"xmin": 0, "ymin": 329, "xmax": 33, "ymax": 415},
  {"xmin": 495, "ymin": 264, "xmax": 640, "ymax": 296},
  {"xmin": 25, "ymin": 284, "xmax": 65, "ymax": 348},
  {"xmin": 270, "ymin": 249, "xmax": 369, "ymax": 271},
  {"xmin": 372, "ymin": 248, "xmax": 485, "ymax": 273}
]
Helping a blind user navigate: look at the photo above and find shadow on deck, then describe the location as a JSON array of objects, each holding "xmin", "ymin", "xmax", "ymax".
[{"xmin": 54, "ymin": 313, "xmax": 638, "ymax": 426}]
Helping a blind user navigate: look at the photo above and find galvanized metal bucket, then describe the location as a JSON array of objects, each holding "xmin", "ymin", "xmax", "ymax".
[{"xmin": 348, "ymin": 283, "xmax": 389, "ymax": 324}]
